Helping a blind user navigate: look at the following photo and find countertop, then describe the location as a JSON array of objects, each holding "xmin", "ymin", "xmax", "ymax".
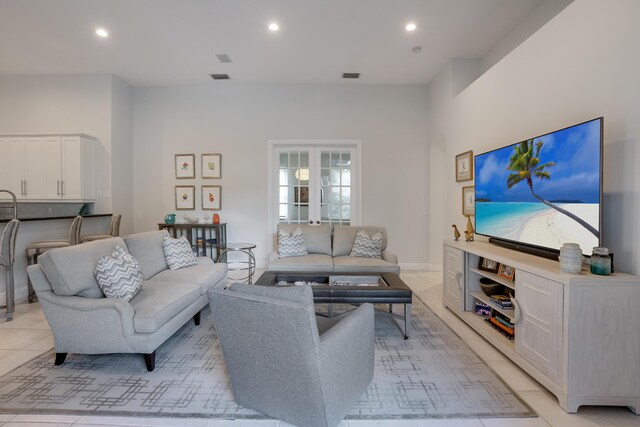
[{"xmin": 0, "ymin": 213, "xmax": 112, "ymax": 223}]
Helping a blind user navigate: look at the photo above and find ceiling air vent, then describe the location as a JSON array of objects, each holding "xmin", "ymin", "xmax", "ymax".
[
  {"xmin": 216, "ymin": 54, "xmax": 232, "ymax": 63},
  {"xmin": 342, "ymin": 73, "xmax": 360, "ymax": 79},
  {"xmin": 210, "ymin": 74, "xmax": 230, "ymax": 80}
]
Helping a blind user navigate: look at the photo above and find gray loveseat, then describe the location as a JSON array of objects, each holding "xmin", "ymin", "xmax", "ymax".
[
  {"xmin": 26, "ymin": 230, "xmax": 227, "ymax": 371},
  {"xmin": 267, "ymin": 224, "xmax": 400, "ymax": 274}
]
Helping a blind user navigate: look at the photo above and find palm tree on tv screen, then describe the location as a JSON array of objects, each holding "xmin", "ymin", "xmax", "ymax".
[{"xmin": 506, "ymin": 139, "xmax": 598, "ymax": 237}]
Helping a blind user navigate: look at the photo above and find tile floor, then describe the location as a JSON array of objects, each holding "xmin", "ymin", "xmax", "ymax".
[{"xmin": 0, "ymin": 270, "xmax": 637, "ymax": 427}]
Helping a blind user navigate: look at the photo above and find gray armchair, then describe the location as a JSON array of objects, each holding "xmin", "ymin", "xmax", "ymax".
[{"xmin": 207, "ymin": 283, "xmax": 374, "ymax": 427}]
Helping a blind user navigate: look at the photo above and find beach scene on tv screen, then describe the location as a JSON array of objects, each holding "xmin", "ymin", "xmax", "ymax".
[{"xmin": 475, "ymin": 119, "xmax": 600, "ymax": 254}]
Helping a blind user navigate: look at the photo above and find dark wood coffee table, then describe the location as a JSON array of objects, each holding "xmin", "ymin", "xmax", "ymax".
[{"xmin": 255, "ymin": 271, "xmax": 413, "ymax": 339}]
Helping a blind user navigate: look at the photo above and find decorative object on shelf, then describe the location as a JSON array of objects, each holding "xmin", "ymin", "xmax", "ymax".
[
  {"xmin": 464, "ymin": 215, "xmax": 475, "ymax": 241},
  {"xmin": 184, "ymin": 214, "xmax": 200, "ymax": 224},
  {"xmin": 462, "ymin": 186, "xmax": 475, "ymax": 216},
  {"xmin": 455, "ymin": 150, "xmax": 473, "ymax": 182},
  {"xmin": 479, "ymin": 277, "xmax": 502, "ymax": 296},
  {"xmin": 202, "ymin": 185, "xmax": 221, "ymax": 210},
  {"xmin": 559, "ymin": 243, "xmax": 583, "ymax": 274},
  {"xmin": 201, "ymin": 153, "xmax": 221, "ymax": 179},
  {"xmin": 590, "ymin": 247, "xmax": 611, "ymax": 275},
  {"xmin": 474, "ymin": 301, "xmax": 491, "ymax": 317},
  {"xmin": 213, "ymin": 213, "xmax": 220, "ymax": 224},
  {"xmin": 497, "ymin": 263, "xmax": 515, "ymax": 280},
  {"xmin": 164, "ymin": 214, "xmax": 176, "ymax": 224},
  {"xmin": 175, "ymin": 154, "xmax": 195, "ymax": 179},
  {"xmin": 452, "ymin": 224, "xmax": 461, "ymax": 241},
  {"xmin": 203, "ymin": 213, "xmax": 210, "ymax": 222},
  {"xmin": 478, "ymin": 257, "xmax": 499, "ymax": 273},
  {"xmin": 175, "ymin": 185, "xmax": 195, "ymax": 210}
]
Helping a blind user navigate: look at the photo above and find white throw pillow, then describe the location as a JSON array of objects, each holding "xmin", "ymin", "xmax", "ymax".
[
  {"xmin": 350, "ymin": 229, "xmax": 383, "ymax": 259},
  {"xmin": 95, "ymin": 246, "xmax": 143, "ymax": 301},
  {"xmin": 278, "ymin": 227, "xmax": 308, "ymax": 257},
  {"xmin": 163, "ymin": 236, "xmax": 198, "ymax": 270}
]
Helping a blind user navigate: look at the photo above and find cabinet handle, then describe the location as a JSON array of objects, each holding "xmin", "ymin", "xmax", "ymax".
[
  {"xmin": 510, "ymin": 295, "xmax": 521, "ymax": 324},
  {"xmin": 61, "ymin": 180, "xmax": 64, "ymax": 197},
  {"xmin": 23, "ymin": 180, "xmax": 27, "ymax": 196},
  {"xmin": 57, "ymin": 180, "xmax": 61, "ymax": 196},
  {"xmin": 456, "ymin": 272, "xmax": 463, "ymax": 291}
]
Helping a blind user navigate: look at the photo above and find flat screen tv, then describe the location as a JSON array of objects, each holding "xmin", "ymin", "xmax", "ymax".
[{"xmin": 474, "ymin": 117, "xmax": 603, "ymax": 258}]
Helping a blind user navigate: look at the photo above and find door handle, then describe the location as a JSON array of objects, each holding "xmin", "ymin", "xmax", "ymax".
[
  {"xmin": 316, "ymin": 220, "xmax": 320, "ymax": 224},
  {"xmin": 309, "ymin": 220, "xmax": 313, "ymax": 224}
]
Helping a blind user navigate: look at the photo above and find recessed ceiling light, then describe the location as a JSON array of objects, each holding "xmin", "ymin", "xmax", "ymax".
[
  {"xmin": 268, "ymin": 22, "xmax": 279, "ymax": 32},
  {"xmin": 95, "ymin": 28, "xmax": 109, "ymax": 38},
  {"xmin": 405, "ymin": 23, "xmax": 417, "ymax": 32}
]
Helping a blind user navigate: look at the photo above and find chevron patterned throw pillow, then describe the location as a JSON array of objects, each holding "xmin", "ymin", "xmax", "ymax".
[
  {"xmin": 163, "ymin": 236, "xmax": 198, "ymax": 270},
  {"xmin": 278, "ymin": 227, "xmax": 308, "ymax": 257},
  {"xmin": 350, "ymin": 229, "xmax": 383, "ymax": 259},
  {"xmin": 95, "ymin": 246, "xmax": 143, "ymax": 301}
]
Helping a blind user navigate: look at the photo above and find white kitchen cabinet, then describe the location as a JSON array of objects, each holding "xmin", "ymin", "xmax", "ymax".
[
  {"xmin": 443, "ymin": 245, "xmax": 465, "ymax": 313},
  {"xmin": 0, "ymin": 134, "xmax": 96, "ymax": 202}
]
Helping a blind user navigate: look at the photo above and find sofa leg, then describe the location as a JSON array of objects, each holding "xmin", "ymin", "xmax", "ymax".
[
  {"xmin": 144, "ymin": 352, "xmax": 156, "ymax": 371},
  {"xmin": 193, "ymin": 310, "xmax": 201, "ymax": 326},
  {"xmin": 54, "ymin": 353, "xmax": 67, "ymax": 366}
]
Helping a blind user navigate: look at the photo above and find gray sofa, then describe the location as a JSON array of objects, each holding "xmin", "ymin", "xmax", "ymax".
[
  {"xmin": 208, "ymin": 283, "xmax": 374, "ymax": 427},
  {"xmin": 26, "ymin": 230, "xmax": 227, "ymax": 371},
  {"xmin": 267, "ymin": 224, "xmax": 400, "ymax": 274}
]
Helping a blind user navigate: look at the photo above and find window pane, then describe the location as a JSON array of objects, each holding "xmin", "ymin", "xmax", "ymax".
[
  {"xmin": 341, "ymin": 169, "xmax": 351, "ymax": 186},
  {"xmin": 279, "ymin": 186, "xmax": 288, "ymax": 203},
  {"xmin": 331, "ymin": 187, "xmax": 341, "ymax": 204},
  {"xmin": 290, "ymin": 152, "xmax": 299, "ymax": 167},
  {"xmin": 321, "ymin": 168, "xmax": 330, "ymax": 185},
  {"xmin": 341, "ymin": 205, "xmax": 351, "ymax": 221},
  {"xmin": 331, "ymin": 153, "xmax": 341, "ymax": 167},
  {"xmin": 279, "ymin": 153, "xmax": 288, "ymax": 168},
  {"xmin": 342, "ymin": 153, "xmax": 350, "ymax": 165},
  {"xmin": 330, "ymin": 169, "xmax": 340, "ymax": 185},
  {"xmin": 341, "ymin": 187, "xmax": 351, "ymax": 204},
  {"xmin": 300, "ymin": 152, "xmax": 309, "ymax": 168},
  {"xmin": 321, "ymin": 205, "xmax": 329, "ymax": 221},
  {"xmin": 279, "ymin": 168, "xmax": 288, "ymax": 186},
  {"xmin": 321, "ymin": 152, "xmax": 330, "ymax": 168},
  {"xmin": 279, "ymin": 204, "xmax": 288, "ymax": 220},
  {"xmin": 289, "ymin": 169, "xmax": 299, "ymax": 185}
]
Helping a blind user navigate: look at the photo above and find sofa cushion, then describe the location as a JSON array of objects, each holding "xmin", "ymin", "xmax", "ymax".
[
  {"xmin": 350, "ymin": 229, "xmax": 383, "ymax": 259},
  {"xmin": 333, "ymin": 255, "xmax": 400, "ymax": 274},
  {"xmin": 333, "ymin": 226, "xmax": 388, "ymax": 257},
  {"xmin": 268, "ymin": 254, "xmax": 334, "ymax": 273},
  {"xmin": 130, "ymin": 281, "xmax": 201, "ymax": 333},
  {"xmin": 151, "ymin": 257, "xmax": 227, "ymax": 295},
  {"xmin": 95, "ymin": 246, "xmax": 143, "ymax": 301},
  {"xmin": 278, "ymin": 227, "xmax": 308, "ymax": 257},
  {"xmin": 163, "ymin": 236, "xmax": 198, "ymax": 270},
  {"xmin": 277, "ymin": 223, "xmax": 331, "ymax": 255},
  {"xmin": 39, "ymin": 237, "xmax": 126, "ymax": 298},
  {"xmin": 124, "ymin": 230, "xmax": 170, "ymax": 280}
]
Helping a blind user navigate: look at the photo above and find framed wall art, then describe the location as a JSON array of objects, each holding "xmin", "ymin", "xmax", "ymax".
[
  {"xmin": 175, "ymin": 154, "xmax": 195, "ymax": 179},
  {"xmin": 175, "ymin": 185, "xmax": 195, "ymax": 210},
  {"xmin": 462, "ymin": 186, "xmax": 475, "ymax": 216},
  {"xmin": 455, "ymin": 150, "xmax": 473, "ymax": 182},
  {"xmin": 202, "ymin": 153, "xmax": 221, "ymax": 178},
  {"xmin": 202, "ymin": 185, "xmax": 221, "ymax": 210}
]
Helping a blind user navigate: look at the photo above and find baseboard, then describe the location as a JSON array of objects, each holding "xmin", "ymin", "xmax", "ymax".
[{"xmin": 400, "ymin": 263, "xmax": 442, "ymax": 271}]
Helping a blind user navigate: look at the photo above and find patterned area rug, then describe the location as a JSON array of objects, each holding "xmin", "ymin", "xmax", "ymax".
[{"xmin": 0, "ymin": 299, "xmax": 535, "ymax": 420}]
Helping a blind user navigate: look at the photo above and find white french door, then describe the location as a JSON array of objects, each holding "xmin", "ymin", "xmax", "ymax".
[{"xmin": 269, "ymin": 141, "xmax": 361, "ymax": 229}]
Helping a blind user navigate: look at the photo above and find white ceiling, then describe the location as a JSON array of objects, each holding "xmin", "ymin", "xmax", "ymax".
[{"xmin": 0, "ymin": 0, "xmax": 545, "ymax": 87}]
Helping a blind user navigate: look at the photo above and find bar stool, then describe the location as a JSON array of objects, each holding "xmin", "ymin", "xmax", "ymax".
[
  {"xmin": 80, "ymin": 214, "xmax": 121, "ymax": 243},
  {"xmin": 0, "ymin": 219, "xmax": 20, "ymax": 321},
  {"xmin": 25, "ymin": 215, "xmax": 82, "ymax": 303}
]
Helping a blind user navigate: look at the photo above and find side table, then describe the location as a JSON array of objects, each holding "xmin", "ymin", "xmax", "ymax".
[{"xmin": 218, "ymin": 243, "xmax": 256, "ymax": 284}]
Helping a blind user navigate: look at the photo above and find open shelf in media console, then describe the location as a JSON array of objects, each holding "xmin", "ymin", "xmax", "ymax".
[
  {"xmin": 471, "ymin": 291, "xmax": 515, "ymax": 320},
  {"xmin": 470, "ymin": 267, "xmax": 515, "ymax": 290}
]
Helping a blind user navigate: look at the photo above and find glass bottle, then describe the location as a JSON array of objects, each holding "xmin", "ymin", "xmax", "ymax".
[{"xmin": 590, "ymin": 247, "xmax": 611, "ymax": 275}]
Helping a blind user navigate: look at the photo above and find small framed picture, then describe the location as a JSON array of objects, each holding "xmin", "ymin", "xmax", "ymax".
[
  {"xmin": 498, "ymin": 263, "xmax": 516, "ymax": 280},
  {"xmin": 462, "ymin": 186, "xmax": 475, "ymax": 216},
  {"xmin": 202, "ymin": 185, "xmax": 221, "ymax": 210},
  {"xmin": 456, "ymin": 150, "xmax": 473, "ymax": 182},
  {"xmin": 478, "ymin": 257, "xmax": 499, "ymax": 273},
  {"xmin": 202, "ymin": 153, "xmax": 221, "ymax": 179},
  {"xmin": 175, "ymin": 154, "xmax": 195, "ymax": 179},
  {"xmin": 175, "ymin": 185, "xmax": 195, "ymax": 210}
]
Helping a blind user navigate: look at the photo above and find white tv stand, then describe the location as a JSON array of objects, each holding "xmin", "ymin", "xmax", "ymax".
[{"xmin": 443, "ymin": 240, "xmax": 640, "ymax": 414}]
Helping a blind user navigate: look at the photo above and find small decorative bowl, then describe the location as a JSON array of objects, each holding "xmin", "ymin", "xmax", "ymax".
[{"xmin": 479, "ymin": 278, "xmax": 502, "ymax": 296}]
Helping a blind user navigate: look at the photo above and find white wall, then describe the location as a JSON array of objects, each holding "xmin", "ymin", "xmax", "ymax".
[
  {"xmin": 132, "ymin": 83, "xmax": 430, "ymax": 267},
  {"xmin": 0, "ymin": 74, "xmax": 114, "ymax": 213},
  {"xmin": 431, "ymin": 0, "xmax": 640, "ymax": 274}
]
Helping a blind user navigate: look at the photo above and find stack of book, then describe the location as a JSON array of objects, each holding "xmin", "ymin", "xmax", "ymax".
[
  {"xmin": 485, "ymin": 312, "xmax": 515, "ymax": 340},
  {"xmin": 490, "ymin": 294, "xmax": 513, "ymax": 309}
]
